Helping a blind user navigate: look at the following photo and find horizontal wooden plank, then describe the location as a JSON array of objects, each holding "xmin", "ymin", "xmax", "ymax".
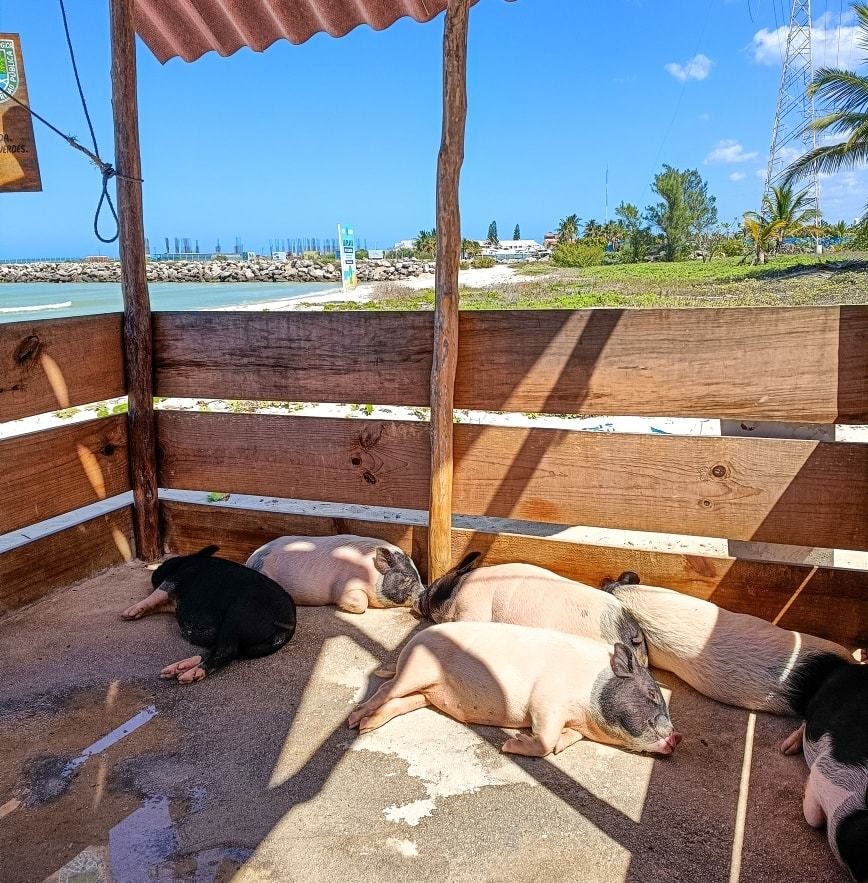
[
  {"xmin": 161, "ymin": 499, "xmax": 416, "ymax": 561},
  {"xmin": 455, "ymin": 306, "xmax": 868, "ymax": 421},
  {"xmin": 154, "ymin": 311, "xmax": 433, "ymax": 405},
  {"xmin": 0, "ymin": 506, "xmax": 134, "ymax": 614},
  {"xmin": 0, "ymin": 314, "xmax": 125, "ymax": 422},
  {"xmin": 152, "ymin": 307, "xmax": 868, "ymax": 421},
  {"xmin": 158, "ymin": 500, "xmax": 867, "ymax": 648},
  {"xmin": 0, "ymin": 415, "xmax": 130, "ymax": 534},
  {"xmin": 157, "ymin": 412, "xmax": 430, "ymax": 510},
  {"xmin": 447, "ymin": 530, "xmax": 868, "ymax": 649},
  {"xmin": 452, "ymin": 425, "xmax": 868, "ymax": 551}
]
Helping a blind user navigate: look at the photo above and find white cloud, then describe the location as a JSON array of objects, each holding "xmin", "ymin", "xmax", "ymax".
[
  {"xmin": 706, "ymin": 139, "xmax": 760, "ymax": 163},
  {"xmin": 751, "ymin": 11, "xmax": 864, "ymax": 69},
  {"xmin": 729, "ymin": 171, "xmax": 747, "ymax": 181},
  {"xmin": 665, "ymin": 53, "xmax": 713, "ymax": 82}
]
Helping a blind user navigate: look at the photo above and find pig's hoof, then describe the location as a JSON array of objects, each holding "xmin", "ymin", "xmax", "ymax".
[
  {"xmin": 502, "ymin": 733, "xmax": 547, "ymax": 757},
  {"xmin": 121, "ymin": 602, "xmax": 147, "ymax": 620},
  {"xmin": 780, "ymin": 724, "xmax": 805, "ymax": 755},
  {"xmin": 160, "ymin": 655, "xmax": 204, "ymax": 680},
  {"xmin": 347, "ymin": 710, "xmax": 364, "ymax": 729},
  {"xmin": 176, "ymin": 666, "xmax": 207, "ymax": 684}
]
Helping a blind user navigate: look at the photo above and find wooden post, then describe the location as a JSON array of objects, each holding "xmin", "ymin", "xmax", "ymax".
[
  {"xmin": 110, "ymin": 0, "xmax": 160, "ymax": 561},
  {"xmin": 428, "ymin": 0, "xmax": 469, "ymax": 581}
]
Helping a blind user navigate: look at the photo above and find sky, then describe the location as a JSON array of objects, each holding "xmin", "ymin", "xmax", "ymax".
[{"xmin": 0, "ymin": 0, "xmax": 865, "ymax": 259}]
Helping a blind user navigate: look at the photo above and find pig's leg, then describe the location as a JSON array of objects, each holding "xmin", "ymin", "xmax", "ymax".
[
  {"xmin": 122, "ymin": 588, "xmax": 176, "ymax": 620},
  {"xmin": 502, "ymin": 710, "xmax": 565, "ymax": 757},
  {"xmin": 337, "ymin": 588, "xmax": 369, "ymax": 614},
  {"xmin": 349, "ymin": 647, "xmax": 436, "ymax": 727},
  {"xmin": 356, "ymin": 694, "xmax": 429, "ymax": 733},
  {"xmin": 802, "ymin": 769, "xmax": 825, "ymax": 828},
  {"xmin": 781, "ymin": 722, "xmax": 805, "ymax": 755},
  {"xmin": 554, "ymin": 728, "xmax": 584, "ymax": 754}
]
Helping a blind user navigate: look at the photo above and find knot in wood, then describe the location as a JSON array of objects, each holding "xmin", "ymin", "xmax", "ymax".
[
  {"xmin": 711, "ymin": 464, "xmax": 728, "ymax": 479},
  {"xmin": 358, "ymin": 425, "xmax": 383, "ymax": 450},
  {"xmin": 15, "ymin": 335, "xmax": 41, "ymax": 364},
  {"xmin": 362, "ymin": 470, "xmax": 377, "ymax": 485},
  {"xmin": 101, "ymin": 443, "xmax": 117, "ymax": 456},
  {"xmin": 700, "ymin": 498, "xmax": 713, "ymax": 509}
]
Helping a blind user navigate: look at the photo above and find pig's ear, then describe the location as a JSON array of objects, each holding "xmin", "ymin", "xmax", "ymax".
[
  {"xmin": 610, "ymin": 643, "xmax": 636, "ymax": 678},
  {"xmin": 373, "ymin": 547, "xmax": 399, "ymax": 574}
]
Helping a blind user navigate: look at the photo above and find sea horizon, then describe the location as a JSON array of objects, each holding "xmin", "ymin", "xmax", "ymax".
[{"xmin": 0, "ymin": 281, "xmax": 339, "ymax": 324}]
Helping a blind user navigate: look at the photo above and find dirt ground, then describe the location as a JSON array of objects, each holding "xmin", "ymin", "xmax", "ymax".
[{"xmin": 0, "ymin": 563, "xmax": 848, "ymax": 883}]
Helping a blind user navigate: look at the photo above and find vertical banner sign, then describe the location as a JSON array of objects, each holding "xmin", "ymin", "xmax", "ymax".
[
  {"xmin": 338, "ymin": 224, "xmax": 357, "ymax": 290},
  {"xmin": 0, "ymin": 34, "xmax": 42, "ymax": 192}
]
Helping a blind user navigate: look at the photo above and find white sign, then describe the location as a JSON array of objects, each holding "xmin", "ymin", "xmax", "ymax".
[{"xmin": 338, "ymin": 224, "xmax": 357, "ymax": 289}]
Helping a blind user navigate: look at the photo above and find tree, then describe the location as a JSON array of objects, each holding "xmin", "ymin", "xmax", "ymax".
[
  {"xmin": 557, "ymin": 213, "xmax": 580, "ymax": 243},
  {"xmin": 645, "ymin": 165, "xmax": 717, "ymax": 260},
  {"xmin": 513, "ymin": 224, "xmax": 521, "ymax": 240},
  {"xmin": 761, "ymin": 183, "xmax": 822, "ymax": 254},
  {"xmin": 461, "ymin": 238, "xmax": 481, "ymax": 258},
  {"xmin": 414, "ymin": 228, "xmax": 437, "ymax": 256},
  {"xmin": 487, "ymin": 221, "xmax": 499, "ymax": 247},
  {"xmin": 615, "ymin": 201, "xmax": 655, "ymax": 262},
  {"xmin": 782, "ymin": 3, "xmax": 868, "ymax": 212},
  {"xmin": 742, "ymin": 213, "xmax": 787, "ymax": 265},
  {"xmin": 582, "ymin": 219, "xmax": 607, "ymax": 247}
]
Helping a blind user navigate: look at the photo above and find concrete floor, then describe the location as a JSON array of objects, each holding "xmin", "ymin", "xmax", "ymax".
[{"xmin": 0, "ymin": 562, "xmax": 848, "ymax": 883}]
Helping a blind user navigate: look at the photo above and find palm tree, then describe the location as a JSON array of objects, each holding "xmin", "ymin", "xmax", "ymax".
[
  {"xmin": 763, "ymin": 183, "xmax": 820, "ymax": 243},
  {"xmin": 743, "ymin": 213, "xmax": 787, "ymax": 265},
  {"xmin": 461, "ymin": 238, "xmax": 481, "ymax": 258},
  {"xmin": 557, "ymin": 214, "xmax": 580, "ymax": 243},
  {"xmin": 824, "ymin": 219, "xmax": 851, "ymax": 242},
  {"xmin": 782, "ymin": 3, "xmax": 868, "ymax": 209},
  {"xmin": 414, "ymin": 228, "xmax": 436, "ymax": 256}
]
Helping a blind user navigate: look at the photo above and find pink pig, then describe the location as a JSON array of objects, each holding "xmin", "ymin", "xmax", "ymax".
[
  {"xmin": 348, "ymin": 621, "xmax": 681, "ymax": 757},
  {"xmin": 245, "ymin": 534, "xmax": 424, "ymax": 614},
  {"xmin": 415, "ymin": 554, "xmax": 648, "ymax": 665}
]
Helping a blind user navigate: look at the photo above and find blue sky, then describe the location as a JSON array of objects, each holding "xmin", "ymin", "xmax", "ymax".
[{"xmin": 1, "ymin": 0, "xmax": 865, "ymax": 258}]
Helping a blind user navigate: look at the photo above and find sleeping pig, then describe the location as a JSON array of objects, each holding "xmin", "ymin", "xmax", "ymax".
[
  {"xmin": 124, "ymin": 545, "xmax": 297, "ymax": 684},
  {"xmin": 246, "ymin": 534, "xmax": 423, "ymax": 613},
  {"xmin": 348, "ymin": 621, "xmax": 681, "ymax": 757},
  {"xmin": 415, "ymin": 554, "xmax": 649, "ymax": 666},
  {"xmin": 781, "ymin": 659, "xmax": 868, "ymax": 882},
  {"xmin": 604, "ymin": 574, "xmax": 852, "ymax": 715}
]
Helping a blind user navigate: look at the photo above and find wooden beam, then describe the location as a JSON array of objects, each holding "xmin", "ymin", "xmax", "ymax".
[
  {"xmin": 157, "ymin": 411, "xmax": 431, "ymax": 509},
  {"xmin": 429, "ymin": 0, "xmax": 470, "ymax": 582},
  {"xmin": 0, "ymin": 315, "xmax": 124, "ymax": 422},
  {"xmin": 0, "ymin": 506, "xmax": 134, "ymax": 615},
  {"xmin": 110, "ymin": 0, "xmax": 159, "ymax": 561},
  {"xmin": 0, "ymin": 415, "xmax": 130, "ymax": 535}
]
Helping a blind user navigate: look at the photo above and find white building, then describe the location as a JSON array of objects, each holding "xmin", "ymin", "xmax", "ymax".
[
  {"xmin": 393, "ymin": 239, "xmax": 417, "ymax": 252},
  {"xmin": 478, "ymin": 238, "xmax": 547, "ymax": 262}
]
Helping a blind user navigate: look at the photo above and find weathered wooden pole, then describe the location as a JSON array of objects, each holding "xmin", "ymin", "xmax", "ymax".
[
  {"xmin": 428, "ymin": 0, "xmax": 469, "ymax": 581},
  {"xmin": 110, "ymin": 0, "xmax": 160, "ymax": 561}
]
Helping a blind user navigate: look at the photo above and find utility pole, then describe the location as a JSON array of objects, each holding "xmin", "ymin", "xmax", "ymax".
[{"xmin": 765, "ymin": 0, "xmax": 822, "ymax": 251}]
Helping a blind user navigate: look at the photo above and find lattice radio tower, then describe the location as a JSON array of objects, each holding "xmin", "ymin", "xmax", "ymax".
[{"xmin": 765, "ymin": 0, "xmax": 821, "ymax": 228}]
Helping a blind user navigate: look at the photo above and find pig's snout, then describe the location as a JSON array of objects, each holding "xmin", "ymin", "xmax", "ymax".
[{"xmin": 653, "ymin": 731, "xmax": 682, "ymax": 755}]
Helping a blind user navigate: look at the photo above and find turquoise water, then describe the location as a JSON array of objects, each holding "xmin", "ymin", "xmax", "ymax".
[{"xmin": 0, "ymin": 281, "xmax": 338, "ymax": 323}]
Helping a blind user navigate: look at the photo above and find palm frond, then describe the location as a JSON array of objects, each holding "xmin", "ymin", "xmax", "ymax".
[{"xmin": 809, "ymin": 70, "xmax": 868, "ymax": 112}]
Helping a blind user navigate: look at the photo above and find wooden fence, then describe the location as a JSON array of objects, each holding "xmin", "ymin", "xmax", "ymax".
[{"xmin": 2, "ymin": 307, "xmax": 867, "ymax": 645}]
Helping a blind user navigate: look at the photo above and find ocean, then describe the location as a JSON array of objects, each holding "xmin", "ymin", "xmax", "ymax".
[{"xmin": 0, "ymin": 281, "xmax": 339, "ymax": 324}]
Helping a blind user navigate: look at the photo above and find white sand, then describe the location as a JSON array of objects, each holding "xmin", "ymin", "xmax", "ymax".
[{"xmin": 217, "ymin": 264, "xmax": 519, "ymax": 312}]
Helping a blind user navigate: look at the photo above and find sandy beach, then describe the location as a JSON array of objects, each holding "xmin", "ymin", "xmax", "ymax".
[{"xmin": 216, "ymin": 264, "xmax": 520, "ymax": 312}]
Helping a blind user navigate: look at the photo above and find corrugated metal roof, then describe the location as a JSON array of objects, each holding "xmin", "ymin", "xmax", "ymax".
[{"xmin": 135, "ymin": 0, "xmax": 461, "ymax": 63}]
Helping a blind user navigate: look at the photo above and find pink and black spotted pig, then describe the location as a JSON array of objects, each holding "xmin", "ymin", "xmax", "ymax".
[{"xmin": 781, "ymin": 659, "xmax": 868, "ymax": 882}]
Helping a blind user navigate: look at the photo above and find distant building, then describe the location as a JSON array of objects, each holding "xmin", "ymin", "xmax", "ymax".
[
  {"xmin": 271, "ymin": 251, "xmax": 288, "ymax": 262},
  {"xmin": 393, "ymin": 239, "xmax": 416, "ymax": 252},
  {"xmin": 479, "ymin": 238, "xmax": 548, "ymax": 262},
  {"xmin": 543, "ymin": 231, "xmax": 559, "ymax": 250}
]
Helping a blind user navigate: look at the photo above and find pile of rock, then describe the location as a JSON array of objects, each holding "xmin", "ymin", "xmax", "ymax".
[{"xmin": 0, "ymin": 258, "xmax": 436, "ymax": 284}]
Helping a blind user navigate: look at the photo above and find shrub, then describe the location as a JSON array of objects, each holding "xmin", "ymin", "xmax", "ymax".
[
  {"xmin": 459, "ymin": 260, "xmax": 471, "ymax": 270},
  {"xmin": 551, "ymin": 242, "xmax": 605, "ymax": 267},
  {"xmin": 356, "ymin": 249, "xmax": 369, "ymax": 260},
  {"xmin": 471, "ymin": 256, "xmax": 496, "ymax": 269}
]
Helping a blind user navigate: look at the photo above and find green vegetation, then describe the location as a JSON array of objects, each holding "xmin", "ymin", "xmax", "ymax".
[
  {"xmin": 513, "ymin": 224, "xmax": 521, "ymax": 240},
  {"xmin": 55, "ymin": 407, "xmax": 81, "ymax": 419},
  {"xmin": 645, "ymin": 165, "xmax": 717, "ymax": 261},
  {"xmin": 320, "ymin": 255, "xmax": 866, "ymax": 311},
  {"xmin": 471, "ymin": 256, "xmax": 496, "ymax": 268},
  {"xmin": 557, "ymin": 213, "xmax": 580, "ymax": 243},
  {"xmin": 487, "ymin": 221, "xmax": 499, "ymax": 247},
  {"xmin": 551, "ymin": 241, "xmax": 605, "ymax": 268}
]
